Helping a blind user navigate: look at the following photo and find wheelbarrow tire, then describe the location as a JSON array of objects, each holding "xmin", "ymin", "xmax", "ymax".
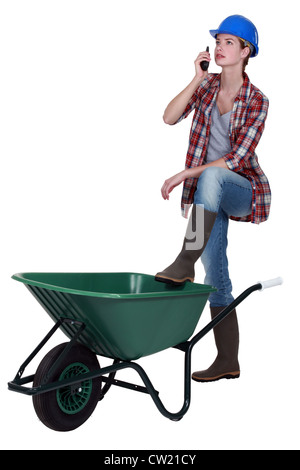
[{"xmin": 32, "ymin": 342, "xmax": 102, "ymax": 432}]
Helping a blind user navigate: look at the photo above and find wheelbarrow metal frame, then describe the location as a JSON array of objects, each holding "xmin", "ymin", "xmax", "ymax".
[{"xmin": 8, "ymin": 282, "xmax": 263, "ymax": 421}]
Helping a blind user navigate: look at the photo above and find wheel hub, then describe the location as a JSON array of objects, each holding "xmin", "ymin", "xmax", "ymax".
[{"xmin": 56, "ymin": 362, "xmax": 92, "ymax": 415}]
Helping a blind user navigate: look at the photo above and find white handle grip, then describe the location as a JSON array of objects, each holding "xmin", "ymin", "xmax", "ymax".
[{"xmin": 259, "ymin": 277, "xmax": 283, "ymax": 291}]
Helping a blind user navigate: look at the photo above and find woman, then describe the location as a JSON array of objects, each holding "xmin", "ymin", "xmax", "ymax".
[{"xmin": 155, "ymin": 15, "xmax": 271, "ymax": 382}]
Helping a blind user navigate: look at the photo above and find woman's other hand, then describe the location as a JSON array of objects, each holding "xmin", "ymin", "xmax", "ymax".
[{"xmin": 161, "ymin": 170, "xmax": 188, "ymax": 200}]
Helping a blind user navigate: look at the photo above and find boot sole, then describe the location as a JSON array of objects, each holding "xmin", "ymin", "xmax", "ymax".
[
  {"xmin": 192, "ymin": 371, "xmax": 240, "ymax": 383},
  {"xmin": 154, "ymin": 275, "xmax": 194, "ymax": 286}
]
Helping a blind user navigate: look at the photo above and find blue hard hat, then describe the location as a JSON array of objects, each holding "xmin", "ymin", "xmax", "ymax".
[{"xmin": 209, "ymin": 15, "xmax": 259, "ymax": 57}]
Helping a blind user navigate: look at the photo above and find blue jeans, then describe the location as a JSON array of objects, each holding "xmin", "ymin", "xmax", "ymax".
[{"xmin": 193, "ymin": 167, "xmax": 252, "ymax": 307}]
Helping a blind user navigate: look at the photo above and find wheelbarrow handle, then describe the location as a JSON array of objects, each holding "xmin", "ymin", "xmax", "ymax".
[
  {"xmin": 258, "ymin": 277, "xmax": 283, "ymax": 291},
  {"xmin": 188, "ymin": 277, "xmax": 283, "ymax": 351}
]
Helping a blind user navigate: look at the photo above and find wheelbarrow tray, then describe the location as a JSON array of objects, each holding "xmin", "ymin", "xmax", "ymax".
[{"xmin": 12, "ymin": 272, "xmax": 216, "ymax": 361}]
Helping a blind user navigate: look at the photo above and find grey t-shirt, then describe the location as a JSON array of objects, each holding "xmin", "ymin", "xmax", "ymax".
[{"xmin": 205, "ymin": 103, "xmax": 232, "ymax": 163}]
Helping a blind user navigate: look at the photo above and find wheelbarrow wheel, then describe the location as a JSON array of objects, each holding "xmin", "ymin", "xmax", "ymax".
[{"xmin": 32, "ymin": 342, "xmax": 102, "ymax": 432}]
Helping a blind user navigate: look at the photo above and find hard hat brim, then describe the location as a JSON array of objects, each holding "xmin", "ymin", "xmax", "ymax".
[{"xmin": 209, "ymin": 29, "xmax": 258, "ymax": 57}]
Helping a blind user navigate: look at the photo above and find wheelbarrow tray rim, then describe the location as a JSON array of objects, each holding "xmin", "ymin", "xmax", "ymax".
[{"xmin": 12, "ymin": 272, "xmax": 216, "ymax": 299}]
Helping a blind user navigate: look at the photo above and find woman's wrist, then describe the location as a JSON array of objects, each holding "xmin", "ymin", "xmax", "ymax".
[
  {"xmin": 185, "ymin": 167, "xmax": 203, "ymax": 179},
  {"xmin": 189, "ymin": 75, "xmax": 204, "ymax": 93}
]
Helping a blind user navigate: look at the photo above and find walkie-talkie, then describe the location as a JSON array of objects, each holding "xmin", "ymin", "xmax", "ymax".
[{"xmin": 200, "ymin": 46, "xmax": 210, "ymax": 71}]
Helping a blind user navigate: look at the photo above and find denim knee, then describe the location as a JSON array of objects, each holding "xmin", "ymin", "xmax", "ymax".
[{"xmin": 193, "ymin": 167, "xmax": 226, "ymax": 211}]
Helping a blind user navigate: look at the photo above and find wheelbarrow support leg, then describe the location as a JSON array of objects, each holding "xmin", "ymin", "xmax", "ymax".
[
  {"xmin": 12, "ymin": 319, "xmax": 64, "ymax": 385},
  {"xmin": 8, "ymin": 318, "xmax": 86, "ymax": 392}
]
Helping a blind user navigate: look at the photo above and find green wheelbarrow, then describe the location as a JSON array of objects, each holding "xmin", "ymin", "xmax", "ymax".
[{"xmin": 8, "ymin": 272, "xmax": 282, "ymax": 431}]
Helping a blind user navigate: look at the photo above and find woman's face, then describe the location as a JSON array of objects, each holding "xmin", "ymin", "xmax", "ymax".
[{"xmin": 215, "ymin": 34, "xmax": 248, "ymax": 68}]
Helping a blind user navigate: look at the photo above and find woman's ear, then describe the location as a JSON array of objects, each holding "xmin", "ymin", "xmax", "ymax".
[{"xmin": 241, "ymin": 46, "xmax": 250, "ymax": 59}]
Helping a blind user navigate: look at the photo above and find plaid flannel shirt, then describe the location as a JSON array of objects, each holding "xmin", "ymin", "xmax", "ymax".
[{"xmin": 176, "ymin": 73, "xmax": 271, "ymax": 224}]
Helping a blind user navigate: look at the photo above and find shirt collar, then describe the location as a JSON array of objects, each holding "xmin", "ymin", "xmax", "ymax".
[{"xmin": 211, "ymin": 72, "xmax": 251, "ymax": 104}]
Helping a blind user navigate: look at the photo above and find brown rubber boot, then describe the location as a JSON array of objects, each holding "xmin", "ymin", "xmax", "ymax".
[
  {"xmin": 192, "ymin": 306, "xmax": 240, "ymax": 382},
  {"xmin": 155, "ymin": 205, "xmax": 217, "ymax": 285}
]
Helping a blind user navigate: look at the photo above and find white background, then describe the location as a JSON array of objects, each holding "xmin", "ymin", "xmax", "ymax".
[{"xmin": 1, "ymin": 0, "xmax": 298, "ymax": 450}]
